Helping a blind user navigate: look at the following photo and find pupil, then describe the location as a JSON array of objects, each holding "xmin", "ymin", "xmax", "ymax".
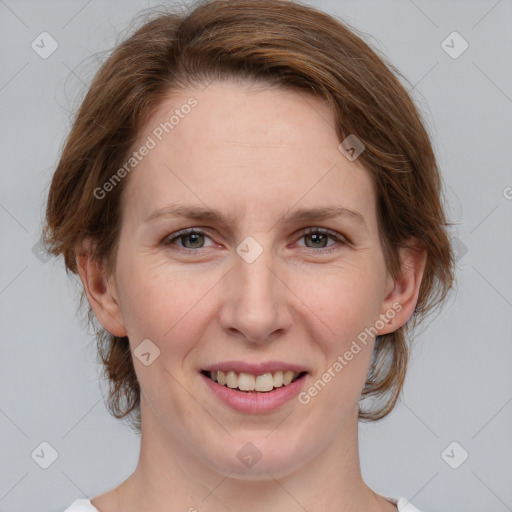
[
  {"xmin": 309, "ymin": 233, "xmax": 326, "ymax": 248},
  {"xmin": 184, "ymin": 233, "xmax": 202, "ymax": 248}
]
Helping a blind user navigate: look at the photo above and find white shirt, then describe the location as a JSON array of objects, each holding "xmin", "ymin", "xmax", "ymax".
[{"xmin": 63, "ymin": 496, "xmax": 424, "ymax": 511}]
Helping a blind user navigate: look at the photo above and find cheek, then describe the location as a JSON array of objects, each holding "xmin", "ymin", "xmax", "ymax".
[
  {"xmin": 115, "ymin": 254, "xmax": 219, "ymax": 353},
  {"xmin": 288, "ymin": 261, "xmax": 382, "ymax": 403},
  {"xmin": 115, "ymin": 260, "xmax": 217, "ymax": 413},
  {"xmin": 290, "ymin": 262, "xmax": 384, "ymax": 345}
]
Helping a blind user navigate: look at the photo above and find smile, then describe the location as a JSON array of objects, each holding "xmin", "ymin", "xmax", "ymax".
[
  {"xmin": 200, "ymin": 364, "xmax": 309, "ymax": 413},
  {"xmin": 202, "ymin": 370, "xmax": 306, "ymax": 393}
]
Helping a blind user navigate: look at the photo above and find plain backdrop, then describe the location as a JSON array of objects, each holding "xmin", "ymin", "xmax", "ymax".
[{"xmin": 0, "ymin": 1, "xmax": 511, "ymax": 511}]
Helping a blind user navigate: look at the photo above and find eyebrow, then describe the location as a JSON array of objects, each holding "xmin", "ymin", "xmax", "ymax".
[{"xmin": 144, "ymin": 204, "xmax": 367, "ymax": 229}]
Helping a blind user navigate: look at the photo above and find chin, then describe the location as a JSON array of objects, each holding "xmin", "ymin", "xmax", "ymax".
[{"xmin": 198, "ymin": 431, "xmax": 315, "ymax": 481}]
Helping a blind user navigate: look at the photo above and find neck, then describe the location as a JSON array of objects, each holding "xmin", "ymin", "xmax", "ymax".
[{"xmin": 109, "ymin": 401, "xmax": 389, "ymax": 512}]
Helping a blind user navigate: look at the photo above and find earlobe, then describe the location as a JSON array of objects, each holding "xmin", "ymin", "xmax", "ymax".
[
  {"xmin": 377, "ymin": 240, "xmax": 427, "ymax": 335},
  {"xmin": 75, "ymin": 239, "xmax": 128, "ymax": 337}
]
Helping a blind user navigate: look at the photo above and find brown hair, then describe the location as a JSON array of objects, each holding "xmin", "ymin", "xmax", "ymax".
[{"xmin": 42, "ymin": 0, "xmax": 455, "ymax": 433}]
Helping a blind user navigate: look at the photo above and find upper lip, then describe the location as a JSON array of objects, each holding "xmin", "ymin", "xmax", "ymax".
[{"xmin": 201, "ymin": 361, "xmax": 310, "ymax": 375}]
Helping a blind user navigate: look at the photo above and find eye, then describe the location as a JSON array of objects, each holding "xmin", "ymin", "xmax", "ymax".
[
  {"xmin": 162, "ymin": 227, "xmax": 347, "ymax": 255},
  {"xmin": 162, "ymin": 229, "xmax": 215, "ymax": 251},
  {"xmin": 295, "ymin": 227, "xmax": 347, "ymax": 254}
]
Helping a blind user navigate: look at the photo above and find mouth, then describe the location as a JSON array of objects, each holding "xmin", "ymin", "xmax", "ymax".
[{"xmin": 201, "ymin": 369, "xmax": 308, "ymax": 393}]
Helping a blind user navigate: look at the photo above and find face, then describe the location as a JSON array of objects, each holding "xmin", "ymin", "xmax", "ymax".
[{"xmin": 97, "ymin": 79, "xmax": 405, "ymax": 479}]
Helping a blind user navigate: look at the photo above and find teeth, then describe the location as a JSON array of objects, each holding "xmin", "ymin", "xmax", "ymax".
[
  {"xmin": 283, "ymin": 370, "xmax": 295, "ymax": 386},
  {"xmin": 255, "ymin": 373, "xmax": 274, "ymax": 392},
  {"xmin": 273, "ymin": 370, "xmax": 283, "ymax": 387},
  {"xmin": 208, "ymin": 369, "xmax": 302, "ymax": 391},
  {"xmin": 226, "ymin": 371, "xmax": 238, "ymax": 389},
  {"xmin": 238, "ymin": 372, "xmax": 256, "ymax": 391}
]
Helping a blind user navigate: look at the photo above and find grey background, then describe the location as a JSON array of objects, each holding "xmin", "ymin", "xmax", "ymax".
[{"xmin": 1, "ymin": 0, "xmax": 511, "ymax": 511}]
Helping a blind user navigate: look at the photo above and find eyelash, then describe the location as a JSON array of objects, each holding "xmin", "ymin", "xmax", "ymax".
[{"xmin": 162, "ymin": 227, "xmax": 348, "ymax": 255}]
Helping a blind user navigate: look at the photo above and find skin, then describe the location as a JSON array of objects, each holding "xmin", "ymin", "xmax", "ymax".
[{"xmin": 77, "ymin": 78, "xmax": 426, "ymax": 512}]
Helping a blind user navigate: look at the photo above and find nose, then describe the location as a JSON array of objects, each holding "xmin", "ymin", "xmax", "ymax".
[{"xmin": 218, "ymin": 241, "xmax": 293, "ymax": 344}]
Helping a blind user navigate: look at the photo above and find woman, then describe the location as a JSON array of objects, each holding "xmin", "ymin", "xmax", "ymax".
[{"xmin": 43, "ymin": 0, "xmax": 455, "ymax": 510}]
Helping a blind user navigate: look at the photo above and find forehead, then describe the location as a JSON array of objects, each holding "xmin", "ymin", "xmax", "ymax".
[{"xmin": 120, "ymin": 79, "xmax": 376, "ymax": 229}]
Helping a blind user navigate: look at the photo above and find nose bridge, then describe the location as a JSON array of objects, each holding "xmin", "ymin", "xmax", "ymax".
[{"xmin": 219, "ymin": 235, "xmax": 291, "ymax": 342}]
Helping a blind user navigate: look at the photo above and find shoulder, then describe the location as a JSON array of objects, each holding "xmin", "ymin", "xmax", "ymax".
[
  {"xmin": 62, "ymin": 498, "xmax": 99, "ymax": 512},
  {"xmin": 395, "ymin": 497, "xmax": 424, "ymax": 512},
  {"xmin": 383, "ymin": 495, "xmax": 424, "ymax": 512}
]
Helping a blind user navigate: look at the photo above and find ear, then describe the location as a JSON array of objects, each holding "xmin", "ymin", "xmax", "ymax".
[
  {"xmin": 75, "ymin": 238, "xmax": 128, "ymax": 337},
  {"xmin": 376, "ymin": 239, "xmax": 427, "ymax": 335}
]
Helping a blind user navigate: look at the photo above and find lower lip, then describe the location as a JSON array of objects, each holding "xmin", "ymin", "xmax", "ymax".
[{"xmin": 201, "ymin": 373, "xmax": 307, "ymax": 413}]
